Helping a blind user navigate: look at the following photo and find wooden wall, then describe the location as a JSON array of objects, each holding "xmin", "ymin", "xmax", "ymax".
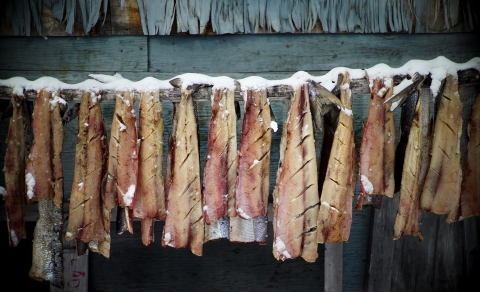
[{"xmin": 0, "ymin": 33, "xmax": 479, "ymax": 292}]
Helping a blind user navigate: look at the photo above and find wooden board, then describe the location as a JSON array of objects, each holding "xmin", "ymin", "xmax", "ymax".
[
  {"xmin": 0, "ymin": 36, "xmax": 147, "ymax": 72},
  {"xmin": 148, "ymin": 34, "xmax": 480, "ymax": 74}
]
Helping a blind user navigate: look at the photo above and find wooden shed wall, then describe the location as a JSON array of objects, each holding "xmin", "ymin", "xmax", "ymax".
[{"xmin": 0, "ymin": 3, "xmax": 479, "ymax": 291}]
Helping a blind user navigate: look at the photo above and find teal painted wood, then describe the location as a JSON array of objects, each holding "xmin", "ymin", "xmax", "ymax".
[
  {"xmin": 148, "ymin": 34, "xmax": 480, "ymax": 74},
  {"xmin": 0, "ymin": 36, "xmax": 148, "ymax": 71}
]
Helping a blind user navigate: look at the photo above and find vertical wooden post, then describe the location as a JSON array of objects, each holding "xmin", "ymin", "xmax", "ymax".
[{"xmin": 325, "ymin": 242, "xmax": 342, "ymax": 292}]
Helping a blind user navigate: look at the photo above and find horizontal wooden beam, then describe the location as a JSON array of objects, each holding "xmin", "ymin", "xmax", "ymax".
[
  {"xmin": 0, "ymin": 36, "xmax": 148, "ymax": 72},
  {"xmin": 1, "ymin": 69, "xmax": 478, "ymax": 102}
]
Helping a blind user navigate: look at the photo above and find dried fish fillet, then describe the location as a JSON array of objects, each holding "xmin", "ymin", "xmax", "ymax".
[
  {"xmin": 317, "ymin": 72, "xmax": 356, "ymax": 244},
  {"xmin": 459, "ymin": 93, "xmax": 480, "ymax": 220},
  {"xmin": 235, "ymin": 89, "xmax": 272, "ymax": 219},
  {"xmin": 3, "ymin": 94, "xmax": 27, "ymax": 247},
  {"xmin": 203, "ymin": 88, "xmax": 238, "ymax": 225},
  {"xmin": 25, "ymin": 89, "xmax": 54, "ymax": 203},
  {"xmin": 162, "ymin": 90, "xmax": 204, "ymax": 256},
  {"xmin": 65, "ymin": 92, "xmax": 109, "ymax": 257},
  {"xmin": 394, "ymin": 82, "xmax": 430, "ymax": 241},
  {"xmin": 356, "ymin": 78, "xmax": 395, "ymax": 210},
  {"xmin": 133, "ymin": 91, "xmax": 165, "ymax": 246},
  {"xmin": 272, "ymin": 84, "xmax": 319, "ymax": 262},
  {"xmin": 420, "ymin": 75, "xmax": 463, "ymax": 224}
]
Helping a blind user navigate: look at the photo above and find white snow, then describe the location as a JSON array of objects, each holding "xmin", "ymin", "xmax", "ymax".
[
  {"xmin": 366, "ymin": 56, "xmax": 480, "ymax": 96},
  {"xmin": 78, "ymin": 182, "xmax": 84, "ymax": 190},
  {"xmin": 322, "ymin": 201, "xmax": 340, "ymax": 213},
  {"xmin": 360, "ymin": 175, "xmax": 374, "ymax": 195},
  {"xmin": 0, "ymin": 186, "xmax": 6, "ymax": 197},
  {"xmin": 270, "ymin": 121, "xmax": 278, "ymax": 132},
  {"xmin": 123, "ymin": 184, "xmax": 135, "ymax": 206},
  {"xmin": 25, "ymin": 172, "xmax": 35, "ymax": 199},
  {"xmin": 163, "ymin": 232, "xmax": 175, "ymax": 247},
  {"xmin": 273, "ymin": 237, "xmax": 292, "ymax": 259},
  {"xmin": 341, "ymin": 107, "xmax": 353, "ymax": 116},
  {"xmin": 236, "ymin": 208, "xmax": 251, "ymax": 219},
  {"xmin": 170, "ymin": 73, "xmax": 235, "ymax": 90},
  {"xmin": 10, "ymin": 230, "xmax": 18, "ymax": 246},
  {"xmin": 118, "ymin": 122, "xmax": 127, "ymax": 132},
  {"xmin": 250, "ymin": 159, "xmax": 260, "ymax": 169}
]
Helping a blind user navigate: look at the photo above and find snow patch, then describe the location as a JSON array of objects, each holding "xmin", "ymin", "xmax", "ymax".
[
  {"xmin": 236, "ymin": 208, "xmax": 251, "ymax": 219},
  {"xmin": 25, "ymin": 172, "xmax": 35, "ymax": 199},
  {"xmin": 123, "ymin": 185, "xmax": 135, "ymax": 206},
  {"xmin": 164, "ymin": 232, "xmax": 175, "ymax": 247},
  {"xmin": 0, "ymin": 186, "xmax": 6, "ymax": 197},
  {"xmin": 250, "ymin": 159, "xmax": 260, "ymax": 169},
  {"xmin": 270, "ymin": 121, "xmax": 278, "ymax": 132},
  {"xmin": 274, "ymin": 237, "xmax": 292, "ymax": 259},
  {"xmin": 361, "ymin": 175, "xmax": 374, "ymax": 195}
]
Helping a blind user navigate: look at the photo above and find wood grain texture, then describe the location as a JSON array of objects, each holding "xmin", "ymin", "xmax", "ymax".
[
  {"xmin": 0, "ymin": 36, "xmax": 147, "ymax": 71},
  {"xmin": 148, "ymin": 34, "xmax": 480, "ymax": 74}
]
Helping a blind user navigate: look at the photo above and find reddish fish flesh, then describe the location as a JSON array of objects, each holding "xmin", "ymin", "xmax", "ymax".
[
  {"xmin": 29, "ymin": 91, "xmax": 66, "ymax": 287},
  {"xmin": 202, "ymin": 88, "xmax": 237, "ymax": 224},
  {"xmin": 394, "ymin": 81, "xmax": 430, "ymax": 241},
  {"xmin": 65, "ymin": 92, "xmax": 109, "ymax": 257},
  {"xmin": 420, "ymin": 75, "xmax": 463, "ymax": 223},
  {"xmin": 356, "ymin": 78, "xmax": 395, "ymax": 210},
  {"xmin": 272, "ymin": 83, "xmax": 319, "ymax": 262},
  {"xmin": 105, "ymin": 91, "xmax": 138, "ymax": 234},
  {"xmin": 3, "ymin": 94, "xmax": 27, "ymax": 247},
  {"xmin": 162, "ymin": 90, "xmax": 204, "ymax": 256},
  {"xmin": 459, "ymin": 93, "xmax": 480, "ymax": 220},
  {"xmin": 25, "ymin": 89, "xmax": 53, "ymax": 203},
  {"xmin": 235, "ymin": 89, "xmax": 273, "ymax": 219},
  {"xmin": 133, "ymin": 91, "xmax": 166, "ymax": 246},
  {"xmin": 317, "ymin": 72, "xmax": 356, "ymax": 243}
]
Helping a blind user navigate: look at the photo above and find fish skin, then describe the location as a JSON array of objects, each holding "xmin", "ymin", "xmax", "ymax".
[
  {"xmin": 394, "ymin": 80, "xmax": 430, "ymax": 241},
  {"xmin": 3, "ymin": 94, "xmax": 27, "ymax": 247},
  {"xmin": 420, "ymin": 75, "xmax": 463, "ymax": 224},
  {"xmin": 356, "ymin": 78, "xmax": 396, "ymax": 210},
  {"xmin": 29, "ymin": 199, "xmax": 64, "ymax": 288},
  {"xmin": 272, "ymin": 84, "xmax": 319, "ymax": 262},
  {"xmin": 203, "ymin": 88, "xmax": 237, "ymax": 224},
  {"xmin": 162, "ymin": 90, "xmax": 204, "ymax": 256},
  {"xmin": 65, "ymin": 92, "xmax": 109, "ymax": 253},
  {"xmin": 235, "ymin": 89, "xmax": 272, "ymax": 219},
  {"xmin": 394, "ymin": 90, "xmax": 419, "ymax": 193},
  {"xmin": 26, "ymin": 89, "xmax": 53, "ymax": 203},
  {"xmin": 317, "ymin": 72, "xmax": 356, "ymax": 244},
  {"xmin": 134, "ymin": 91, "xmax": 165, "ymax": 245},
  {"xmin": 459, "ymin": 93, "xmax": 480, "ymax": 220}
]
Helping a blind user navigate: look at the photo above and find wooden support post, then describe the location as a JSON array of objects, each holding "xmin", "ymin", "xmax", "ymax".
[{"xmin": 325, "ymin": 242, "xmax": 342, "ymax": 292}]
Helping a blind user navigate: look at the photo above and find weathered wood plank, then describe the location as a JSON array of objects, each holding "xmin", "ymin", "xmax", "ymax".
[
  {"xmin": 0, "ymin": 36, "xmax": 148, "ymax": 72},
  {"xmin": 148, "ymin": 34, "xmax": 480, "ymax": 74},
  {"xmin": 89, "ymin": 221, "xmax": 325, "ymax": 291},
  {"xmin": 325, "ymin": 243, "xmax": 342, "ymax": 292},
  {"xmin": 110, "ymin": 0, "xmax": 144, "ymax": 35}
]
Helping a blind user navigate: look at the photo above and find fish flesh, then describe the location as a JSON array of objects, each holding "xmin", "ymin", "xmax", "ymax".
[
  {"xmin": 459, "ymin": 93, "xmax": 480, "ymax": 220},
  {"xmin": 356, "ymin": 77, "xmax": 396, "ymax": 210},
  {"xmin": 235, "ymin": 88, "xmax": 273, "ymax": 220},
  {"xmin": 133, "ymin": 91, "xmax": 166, "ymax": 246},
  {"xmin": 25, "ymin": 89, "xmax": 54, "ymax": 203},
  {"xmin": 202, "ymin": 88, "xmax": 238, "ymax": 224},
  {"xmin": 162, "ymin": 90, "xmax": 204, "ymax": 256},
  {"xmin": 105, "ymin": 91, "xmax": 138, "ymax": 234},
  {"xmin": 393, "ymin": 79, "xmax": 430, "ymax": 241},
  {"xmin": 317, "ymin": 72, "xmax": 356, "ymax": 243},
  {"xmin": 420, "ymin": 75, "xmax": 463, "ymax": 223},
  {"xmin": 272, "ymin": 83, "xmax": 319, "ymax": 262},
  {"xmin": 65, "ymin": 92, "xmax": 110, "ymax": 257},
  {"xmin": 3, "ymin": 93, "xmax": 27, "ymax": 247},
  {"xmin": 29, "ymin": 91, "xmax": 66, "ymax": 287}
]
